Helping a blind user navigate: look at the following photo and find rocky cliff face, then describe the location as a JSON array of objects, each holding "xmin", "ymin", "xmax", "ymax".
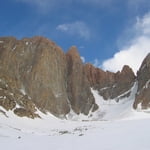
[
  {"xmin": 0, "ymin": 36, "xmax": 97, "ymax": 118},
  {"xmin": 0, "ymin": 36, "xmax": 149, "ymax": 119},
  {"xmin": 84, "ymin": 64, "xmax": 136, "ymax": 101},
  {"xmin": 66, "ymin": 46, "xmax": 97, "ymax": 115},
  {"xmin": 133, "ymin": 53, "xmax": 150, "ymax": 109}
]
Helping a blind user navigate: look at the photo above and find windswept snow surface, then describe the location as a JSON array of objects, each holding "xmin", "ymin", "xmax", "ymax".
[{"xmin": 0, "ymin": 83, "xmax": 150, "ymax": 150}]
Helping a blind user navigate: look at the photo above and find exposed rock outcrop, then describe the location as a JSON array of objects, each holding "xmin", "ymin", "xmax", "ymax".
[
  {"xmin": 14, "ymin": 108, "xmax": 40, "ymax": 119},
  {"xmin": 0, "ymin": 75, "xmax": 38, "ymax": 118},
  {"xmin": 66, "ymin": 46, "xmax": 98, "ymax": 115},
  {"xmin": 84, "ymin": 64, "xmax": 136, "ymax": 101},
  {"xmin": 133, "ymin": 53, "xmax": 150, "ymax": 109},
  {"xmin": 0, "ymin": 37, "xmax": 97, "ymax": 118}
]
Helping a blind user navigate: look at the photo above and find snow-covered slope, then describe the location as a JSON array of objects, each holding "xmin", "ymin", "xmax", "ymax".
[
  {"xmin": 0, "ymin": 82, "xmax": 150, "ymax": 150},
  {"xmin": 0, "ymin": 110, "xmax": 150, "ymax": 150},
  {"xmin": 91, "ymin": 82, "xmax": 139, "ymax": 120}
]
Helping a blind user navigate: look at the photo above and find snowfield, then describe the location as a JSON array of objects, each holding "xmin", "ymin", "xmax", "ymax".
[{"xmin": 0, "ymin": 83, "xmax": 150, "ymax": 150}]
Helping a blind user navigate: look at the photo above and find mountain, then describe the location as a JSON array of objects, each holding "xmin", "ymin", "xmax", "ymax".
[
  {"xmin": 133, "ymin": 53, "xmax": 150, "ymax": 109},
  {"xmin": 84, "ymin": 64, "xmax": 136, "ymax": 100},
  {"xmin": 0, "ymin": 36, "xmax": 97, "ymax": 118},
  {"xmin": 0, "ymin": 36, "xmax": 149, "ymax": 119}
]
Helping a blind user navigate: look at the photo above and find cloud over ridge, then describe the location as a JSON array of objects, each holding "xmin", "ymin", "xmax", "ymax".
[{"xmin": 102, "ymin": 12, "xmax": 150, "ymax": 74}]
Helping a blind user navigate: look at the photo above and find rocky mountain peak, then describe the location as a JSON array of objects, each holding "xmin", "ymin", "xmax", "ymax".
[
  {"xmin": 84, "ymin": 64, "xmax": 135, "ymax": 100},
  {"xmin": 139, "ymin": 53, "xmax": 150, "ymax": 71},
  {"xmin": 133, "ymin": 53, "xmax": 150, "ymax": 109},
  {"xmin": 66, "ymin": 47, "xmax": 98, "ymax": 115},
  {"xmin": 121, "ymin": 65, "xmax": 134, "ymax": 75},
  {"xmin": 66, "ymin": 46, "xmax": 81, "ymax": 61},
  {"xmin": 0, "ymin": 37, "xmax": 98, "ymax": 118},
  {"xmin": 0, "ymin": 36, "xmax": 149, "ymax": 118},
  {"xmin": 24, "ymin": 36, "xmax": 56, "ymax": 45}
]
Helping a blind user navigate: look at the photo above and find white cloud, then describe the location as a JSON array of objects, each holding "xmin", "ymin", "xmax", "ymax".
[
  {"xmin": 80, "ymin": 56, "xmax": 85, "ymax": 63},
  {"xmin": 56, "ymin": 21, "xmax": 91, "ymax": 40},
  {"xmin": 102, "ymin": 12, "xmax": 150, "ymax": 74},
  {"xmin": 93, "ymin": 59, "xmax": 101, "ymax": 68}
]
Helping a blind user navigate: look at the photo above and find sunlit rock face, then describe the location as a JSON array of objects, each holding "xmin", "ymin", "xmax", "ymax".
[
  {"xmin": 133, "ymin": 53, "xmax": 150, "ymax": 109},
  {"xmin": 66, "ymin": 46, "xmax": 98, "ymax": 115},
  {"xmin": 0, "ymin": 36, "xmax": 149, "ymax": 119},
  {"xmin": 0, "ymin": 36, "xmax": 97, "ymax": 118}
]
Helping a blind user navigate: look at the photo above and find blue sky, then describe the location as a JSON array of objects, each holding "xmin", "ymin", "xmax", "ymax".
[{"xmin": 0, "ymin": 0, "xmax": 150, "ymax": 73}]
